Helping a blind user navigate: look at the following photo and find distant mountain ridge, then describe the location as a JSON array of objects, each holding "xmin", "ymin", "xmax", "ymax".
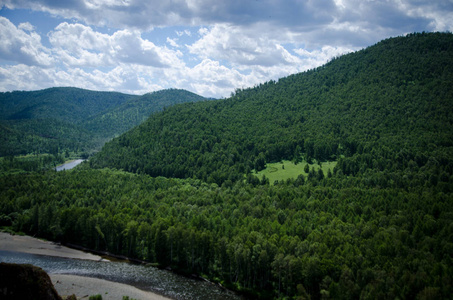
[
  {"xmin": 90, "ymin": 32, "xmax": 453, "ymax": 184},
  {"xmin": 2, "ymin": 32, "xmax": 453, "ymax": 300},
  {"xmin": 0, "ymin": 87, "xmax": 136, "ymax": 123},
  {"xmin": 0, "ymin": 87, "xmax": 208, "ymax": 156}
]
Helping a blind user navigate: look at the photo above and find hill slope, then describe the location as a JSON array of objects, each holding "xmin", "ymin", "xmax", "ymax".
[
  {"xmin": 0, "ymin": 88, "xmax": 208, "ymax": 156},
  {"xmin": 0, "ymin": 87, "xmax": 136, "ymax": 123},
  {"xmin": 90, "ymin": 32, "xmax": 453, "ymax": 184},
  {"xmin": 84, "ymin": 89, "xmax": 207, "ymax": 139},
  {"xmin": 0, "ymin": 87, "xmax": 136, "ymax": 156},
  {"xmin": 2, "ymin": 32, "xmax": 453, "ymax": 300}
]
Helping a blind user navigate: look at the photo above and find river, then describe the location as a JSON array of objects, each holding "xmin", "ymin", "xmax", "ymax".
[
  {"xmin": 0, "ymin": 250, "xmax": 242, "ymax": 300},
  {"xmin": 55, "ymin": 159, "xmax": 85, "ymax": 171},
  {"xmin": 49, "ymin": 159, "xmax": 242, "ymax": 298}
]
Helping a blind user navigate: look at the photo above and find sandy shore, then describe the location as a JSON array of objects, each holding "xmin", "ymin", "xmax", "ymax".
[
  {"xmin": 51, "ymin": 274, "xmax": 169, "ymax": 300},
  {"xmin": 0, "ymin": 232, "xmax": 105, "ymax": 261},
  {"xmin": 0, "ymin": 232, "xmax": 171, "ymax": 299}
]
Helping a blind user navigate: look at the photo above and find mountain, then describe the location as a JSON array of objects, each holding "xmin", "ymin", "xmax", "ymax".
[
  {"xmin": 0, "ymin": 119, "xmax": 93, "ymax": 157},
  {"xmin": 84, "ymin": 89, "xmax": 207, "ymax": 139},
  {"xmin": 0, "ymin": 88, "xmax": 208, "ymax": 156},
  {"xmin": 0, "ymin": 87, "xmax": 136, "ymax": 123},
  {"xmin": 2, "ymin": 32, "xmax": 453, "ymax": 300},
  {"xmin": 0, "ymin": 87, "xmax": 135, "ymax": 156},
  {"xmin": 90, "ymin": 32, "xmax": 453, "ymax": 184}
]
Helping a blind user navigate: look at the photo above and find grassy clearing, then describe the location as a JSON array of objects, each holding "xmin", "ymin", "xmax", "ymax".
[{"xmin": 253, "ymin": 160, "xmax": 337, "ymax": 184}]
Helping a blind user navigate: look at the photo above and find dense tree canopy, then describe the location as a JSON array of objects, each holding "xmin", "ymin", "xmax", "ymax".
[
  {"xmin": 1, "ymin": 32, "xmax": 453, "ymax": 299},
  {"xmin": 1, "ymin": 167, "xmax": 452, "ymax": 299},
  {"xmin": 0, "ymin": 88, "xmax": 207, "ymax": 156},
  {"xmin": 84, "ymin": 89, "xmax": 208, "ymax": 139},
  {"xmin": 90, "ymin": 32, "xmax": 453, "ymax": 186},
  {"xmin": 0, "ymin": 87, "xmax": 135, "ymax": 123}
]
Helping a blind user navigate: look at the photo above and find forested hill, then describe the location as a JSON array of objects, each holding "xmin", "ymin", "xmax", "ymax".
[
  {"xmin": 2, "ymin": 32, "xmax": 453, "ymax": 300},
  {"xmin": 0, "ymin": 87, "xmax": 136, "ymax": 123},
  {"xmin": 0, "ymin": 88, "xmax": 208, "ymax": 156},
  {"xmin": 83, "ymin": 89, "xmax": 207, "ymax": 139},
  {"xmin": 90, "ymin": 32, "xmax": 453, "ymax": 184}
]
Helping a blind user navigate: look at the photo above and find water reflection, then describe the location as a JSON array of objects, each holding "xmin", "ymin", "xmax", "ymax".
[{"xmin": 55, "ymin": 159, "xmax": 85, "ymax": 171}]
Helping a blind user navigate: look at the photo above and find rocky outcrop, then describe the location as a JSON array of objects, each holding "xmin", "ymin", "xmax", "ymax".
[{"xmin": 0, "ymin": 262, "xmax": 62, "ymax": 300}]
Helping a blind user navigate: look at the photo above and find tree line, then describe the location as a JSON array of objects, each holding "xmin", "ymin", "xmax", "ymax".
[
  {"xmin": 90, "ymin": 33, "xmax": 453, "ymax": 187},
  {"xmin": 1, "ymin": 32, "xmax": 453, "ymax": 299},
  {"xmin": 0, "ymin": 88, "xmax": 207, "ymax": 156},
  {"xmin": 1, "ymin": 168, "xmax": 451, "ymax": 299}
]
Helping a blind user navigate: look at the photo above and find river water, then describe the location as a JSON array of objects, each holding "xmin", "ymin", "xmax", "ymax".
[
  {"xmin": 49, "ymin": 160, "xmax": 242, "ymax": 298},
  {"xmin": 55, "ymin": 159, "xmax": 85, "ymax": 171},
  {"xmin": 0, "ymin": 250, "xmax": 242, "ymax": 300}
]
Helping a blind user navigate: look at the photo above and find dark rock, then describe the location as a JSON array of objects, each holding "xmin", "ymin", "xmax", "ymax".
[{"xmin": 0, "ymin": 262, "xmax": 62, "ymax": 300}]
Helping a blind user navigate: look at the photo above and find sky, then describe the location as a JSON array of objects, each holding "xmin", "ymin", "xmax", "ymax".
[{"xmin": 0, "ymin": 1, "xmax": 452, "ymax": 98}]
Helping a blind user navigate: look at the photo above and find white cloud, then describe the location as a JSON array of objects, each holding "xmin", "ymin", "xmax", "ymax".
[
  {"xmin": 294, "ymin": 46, "xmax": 355, "ymax": 70},
  {"xmin": 2, "ymin": 0, "xmax": 451, "ymax": 38},
  {"xmin": 399, "ymin": 0, "xmax": 453, "ymax": 32},
  {"xmin": 0, "ymin": 64, "xmax": 50, "ymax": 91},
  {"xmin": 198, "ymin": 27, "xmax": 209, "ymax": 36},
  {"xmin": 0, "ymin": 17, "xmax": 53, "ymax": 66},
  {"xmin": 188, "ymin": 24, "xmax": 301, "ymax": 67},
  {"xmin": 18, "ymin": 22, "xmax": 35, "ymax": 31},
  {"xmin": 48, "ymin": 23, "xmax": 184, "ymax": 68},
  {"xmin": 49, "ymin": 23, "xmax": 110, "ymax": 53},
  {"xmin": 166, "ymin": 37, "xmax": 180, "ymax": 48},
  {"xmin": 0, "ymin": 1, "xmax": 452, "ymax": 98},
  {"xmin": 176, "ymin": 29, "xmax": 191, "ymax": 37},
  {"xmin": 0, "ymin": 63, "xmax": 160, "ymax": 95},
  {"xmin": 183, "ymin": 23, "xmax": 358, "ymax": 96},
  {"xmin": 166, "ymin": 59, "xmax": 238, "ymax": 98},
  {"xmin": 110, "ymin": 29, "xmax": 181, "ymax": 67}
]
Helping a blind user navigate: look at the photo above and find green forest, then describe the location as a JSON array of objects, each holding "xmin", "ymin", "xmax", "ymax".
[
  {"xmin": 0, "ymin": 88, "xmax": 207, "ymax": 157},
  {"xmin": 90, "ymin": 32, "xmax": 453, "ymax": 186},
  {"xmin": 1, "ymin": 32, "xmax": 453, "ymax": 299}
]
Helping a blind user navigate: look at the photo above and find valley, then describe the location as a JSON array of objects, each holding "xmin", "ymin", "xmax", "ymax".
[
  {"xmin": 1, "ymin": 32, "xmax": 453, "ymax": 299},
  {"xmin": 0, "ymin": 88, "xmax": 208, "ymax": 158}
]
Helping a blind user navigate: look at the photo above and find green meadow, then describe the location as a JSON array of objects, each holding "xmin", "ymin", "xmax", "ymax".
[{"xmin": 253, "ymin": 160, "xmax": 337, "ymax": 184}]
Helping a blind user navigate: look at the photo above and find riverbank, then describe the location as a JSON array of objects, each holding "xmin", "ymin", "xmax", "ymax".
[
  {"xmin": 0, "ymin": 232, "xmax": 171, "ymax": 299},
  {"xmin": 0, "ymin": 232, "xmax": 105, "ymax": 261},
  {"xmin": 51, "ymin": 274, "xmax": 169, "ymax": 300}
]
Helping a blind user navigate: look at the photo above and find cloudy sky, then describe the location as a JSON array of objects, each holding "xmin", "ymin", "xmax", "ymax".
[{"xmin": 0, "ymin": 1, "xmax": 452, "ymax": 98}]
